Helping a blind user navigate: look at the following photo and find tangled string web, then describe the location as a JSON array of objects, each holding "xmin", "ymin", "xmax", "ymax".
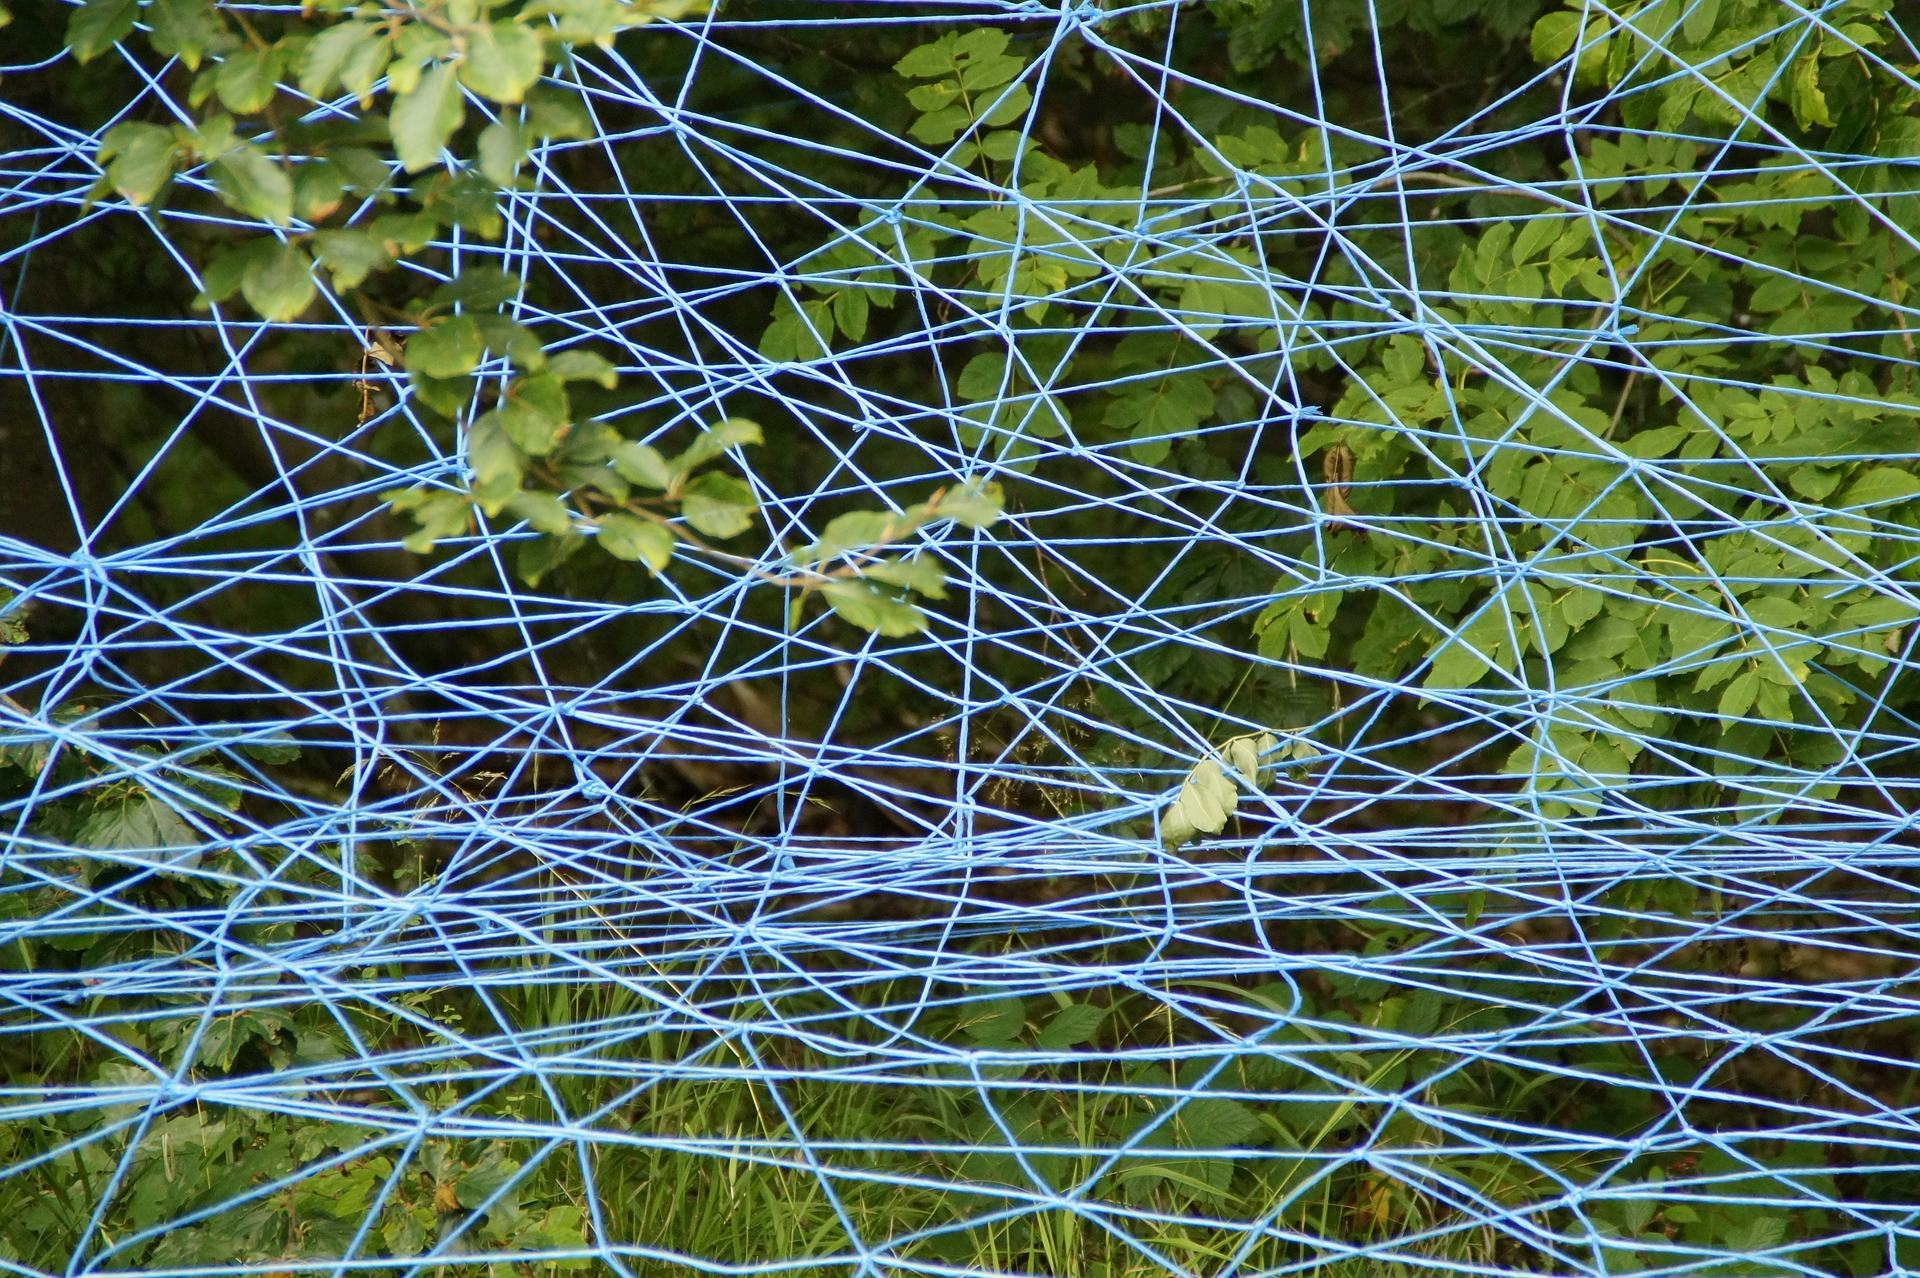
[{"xmin": 4, "ymin": 0, "xmax": 1920, "ymax": 1272}]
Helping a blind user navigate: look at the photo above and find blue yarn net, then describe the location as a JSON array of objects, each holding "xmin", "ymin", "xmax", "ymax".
[{"xmin": 3, "ymin": 0, "xmax": 1920, "ymax": 1273}]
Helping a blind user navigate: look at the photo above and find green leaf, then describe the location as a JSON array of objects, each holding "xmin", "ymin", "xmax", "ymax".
[
  {"xmin": 193, "ymin": 240, "xmax": 272, "ymax": 308},
  {"xmin": 1718, "ymin": 669, "xmax": 1760, "ymax": 722},
  {"xmin": 1529, "ymin": 10, "xmax": 1580, "ymax": 63},
  {"xmin": 524, "ymin": 85, "xmax": 594, "ymax": 139},
  {"xmin": 820, "ymin": 579, "xmax": 928, "ymax": 636},
  {"xmin": 310, "ymin": 229, "xmax": 390, "ymax": 291},
  {"xmin": 209, "ymin": 147, "xmax": 293, "ymax": 225},
  {"xmin": 67, "ymin": 0, "xmax": 137, "ymax": 62},
  {"xmin": 1177, "ymin": 1096, "xmax": 1262, "ymax": 1150},
  {"xmin": 100, "ymin": 123, "xmax": 177, "ymax": 206},
  {"xmin": 506, "ymin": 489, "xmax": 572, "ymax": 535},
  {"xmin": 330, "ymin": 145, "xmax": 397, "ymax": 200},
  {"xmin": 467, "ymin": 412, "xmax": 525, "ymax": 512},
  {"xmin": 1681, "ymin": 0, "xmax": 1723, "ymax": 43},
  {"xmin": 546, "ymin": 349, "xmax": 618, "ymax": 387},
  {"xmin": 390, "ymin": 485, "xmax": 471, "ymax": 551},
  {"xmin": 338, "ymin": 26, "xmax": 393, "ymax": 103},
  {"xmin": 292, "ymin": 160, "xmax": 343, "ymax": 222},
  {"xmin": 595, "ymin": 512, "xmax": 674, "ymax": 572},
  {"xmin": 240, "ymin": 242, "xmax": 317, "ymax": 321},
  {"xmin": 672, "ymin": 417, "xmax": 763, "ymax": 478},
  {"xmin": 1844, "ymin": 466, "xmax": 1920, "ymax": 512},
  {"xmin": 861, "ymin": 556, "xmax": 947, "ymax": 599},
  {"xmin": 454, "ymin": 1156, "xmax": 523, "ymax": 1212},
  {"xmin": 1789, "ymin": 56, "xmax": 1833, "ymax": 130},
  {"xmin": 934, "ymin": 481, "xmax": 1004, "ymax": 529},
  {"xmin": 516, "ymin": 531, "xmax": 582, "ymax": 585},
  {"xmin": 679, "ymin": 472, "xmax": 756, "ymax": 538},
  {"xmin": 147, "ymin": 0, "xmax": 227, "ymax": 71},
  {"xmin": 610, "ymin": 441, "xmax": 672, "ymax": 489},
  {"xmin": 475, "ymin": 313, "xmax": 545, "ymax": 369},
  {"xmin": 75, "ymin": 788, "xmax": 199, "ymax": 860},
  {"xmin": 215, "ymin": 45, "xmax": 283, "ymax": 114},
  {"xmin": 405, "ymin": 314, "xmax": 486, "ymax": 380},
  {"xmin": 427, "ymin": 267, "xmax": 520, "ymax": 312},
  {"xmin": 1161, "ymin": 756, "xmax": 1237, "ymax": 848},
  {"xmin": 391, "ymin": 61, "xmax": 465, "ymax": 173},
  {"xmin": 1103, "ymin": 372, "xmax": 1214, "ymax": 461},
  {"xmin": 1423, "ymin": 607, "xmax": 1510, "ymax": 690},
  {"xmin": 1035, "ymin": 1003, "xmax": 1106, "ymax": 1050},
  {"xmin": 476, "ymin": 117, "xmax": 527, "ymax": 186},
  {"xmin": 954, "ymin": 994, "xmax": 1025, "ymax": 1044},
  {"xmin": 299, "ymin": 20, "xmax": 381, "ymax": 99},
  {"xmin": 893, "ymin": 37, "xmax": 957, "ymax": 78},
  {"xmin": 494, "ymin": 373, "xmax": 570, "ymax": 454},
  {"xmin": 237, "ymin": 740, "xmax": 300, "ymax": 764},
  {"xmin": 803, "ymin": 509, "xmax": 906, "ymax": 563},
  {"xmin": 1220, "ymin": 732, "xmax": 1276, "ymax": 788},
  {"xmin": 460, "ymin": 22, "xmax": 545, "ymax": 103},
  {"xmin": 759, "ymin": 296, "xmax": 832, "ymax": 361}
]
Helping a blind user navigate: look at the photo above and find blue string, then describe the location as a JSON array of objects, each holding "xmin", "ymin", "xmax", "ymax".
[{"xmin": 4, "ymin": 0, "xmax": 1920, "ymax": 1273}]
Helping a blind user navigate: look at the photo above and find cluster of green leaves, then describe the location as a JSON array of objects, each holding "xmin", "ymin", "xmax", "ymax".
[
  {"xmin": 81, "ymin": 0, "xmax": 660, "ymax": 317},
  {"xmin": 74, "ymin": 0, "xmax": 1014, "ymax": 636},
  {"xmin": 1, "ymin": 1021, "xmax": 589, "ymax": 1271},
  {"xmin": 744, "ymin": 1, "xmax": 1920, "ymax": 821}
]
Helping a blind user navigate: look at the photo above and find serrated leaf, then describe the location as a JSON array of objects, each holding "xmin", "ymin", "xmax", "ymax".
[
  {"xmin": 595, "ymin": 512, "xmax": 674, "ymax": 572},
  {"xmin": 1844, "ymin": 466, "xmax": 1920, "ymax": 512},
  {"xmin": 955, "ymin": 995, "xmax": 1025, "ymax": 1044},
  {"xmin": 1035, "ymin": 1003, "xmax": 1106, "ymax": 1050},
  {"xmin": 1176, "ymin": 1096, "xmax": 1261, "ymax": 1150},
  {"xmin": 1103, "ymin": 372, "xmax": 1213, "ymax": 457},
  {"xmin": 75, "ymin": 788, "xmax": 199, "ymax": 864},
  {"xmin": 391, "ymin": 61, "xmax": 465, "ymax": 173}
]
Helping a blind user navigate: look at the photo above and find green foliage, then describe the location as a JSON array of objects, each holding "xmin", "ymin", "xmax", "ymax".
[{"xmin": 33, "ymin": 2, "xmax": 1920, "ymax": 1271}]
